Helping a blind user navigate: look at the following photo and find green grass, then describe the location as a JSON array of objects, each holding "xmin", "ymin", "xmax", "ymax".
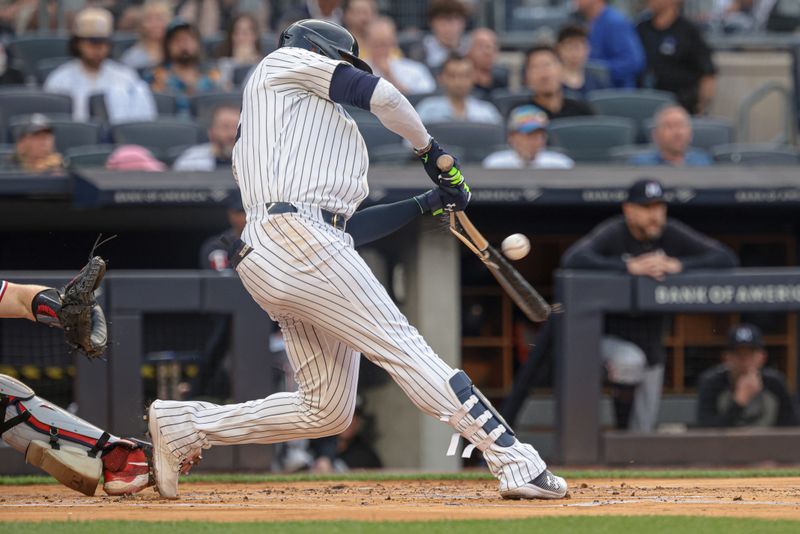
[
  {"xmin": 2, "ymin": 468, "xmax": 800, "ymax": 487},
  {"xmin": 0, "ymin": 518, "xmax": 799, "ymax": 534}
]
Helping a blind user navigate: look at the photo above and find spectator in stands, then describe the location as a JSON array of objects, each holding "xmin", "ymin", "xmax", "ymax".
[
  {"xmin": 561, "ymin": 178, "xmax": 737, "ymax": 432},
  {"xmin": 466, "ymin": 28, "xmax": 509, "ymax": 99},
  {"xmin": 556, "ymin": 24, "xmax": 609, "ymax": 98},
  {"xmin": 0, "ymin": 42, "xmax": 23, "ymax": 85},
  {"xmin": 483, "ymin": 105, "xmax": 575, "ymax": 169},
  {"xmin": 416, "ymin": 54, "xmax": 502, "ymax": 125},
  {"xmin": 365, "ymin": 16, "xmax": 436, "ymax": 96},
  {"xmin": 200, "ymin": 193, "xmax": 246, "ymax": 271},
  {"xmin": 5, "ymin": 114, "xmax": 64, "ymax": 174},
  {"xmin": 573, "ymin": 0, "xmax": 645, "ymax": 88},
  {"xmin": 629, "ymin": 105, "xmax": 713, "ymax": 166},
  {"xmin": 216, "ymin": 13, "xmax": 264, "ymax": 88},
  {"xmin": 521, "ymin": 45, "xmax": 594, "ymax": 120},
  {"xmin": 175, "ymin": 0, "xmax": 234, "ymax": 38},
  {"xmin": 281, "ymin": 0, "xmax": 344, "ymax": 28},
  {"xmin": 121, "ymin": 0, "xmax": 173, "ymax": 71},
  {"xmin": 698, "ymin": 323, "xmax": 799, "ymax": 427},
  {"xmin": 637, "ymin": 0, "xmax": 716, "ymax": 115},
  {"xmin": 423, "ymin": 0, "xmax": 470, "ymax": 69},
  {"xmin": 44, "ymin": 7, "xmax": 157, "ymax": 124},
  {"xmin": 173, "ymin": 104, "xmax": 239, "ymax": 171},
  {"xmin": 105, "ymin": 145, "xmax": 166, "ymax": 172},
  {"xmin": 145, "ymin": 19, "xmax": 224, "ymax": 115},
  {"xmin": 343, "ymin": 0, "xmax": 377, "ymax": 53},
  {"xmin": 712, "ymin": 0, "xmax": 777, "ymax": 33}
]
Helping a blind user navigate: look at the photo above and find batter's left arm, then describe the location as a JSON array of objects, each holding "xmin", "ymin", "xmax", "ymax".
[{"xmin": 347, "ymin": 188, "xmax": 463, "ymax": 248}]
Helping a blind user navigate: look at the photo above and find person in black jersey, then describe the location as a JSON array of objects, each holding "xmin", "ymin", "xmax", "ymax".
[
  {"xmin": 561, "ymin": 177, "xmax": 738, "ymax": 432},
  {"xmin": 698, "ymin": 323, "xmax": 799, "ymax": 428},
  {"xmin": 637, "ymin": 0, "xmax": 716, "ymax": 114}
]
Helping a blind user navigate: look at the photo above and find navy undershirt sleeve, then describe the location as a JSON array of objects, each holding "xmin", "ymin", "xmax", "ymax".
[
  {"xmin": 347, "ymin": 198, "xmax": 423, "ymax": 247},
  {"xmin": 329, "ymin": 63, "xmax": 380, "ymax": 111}
]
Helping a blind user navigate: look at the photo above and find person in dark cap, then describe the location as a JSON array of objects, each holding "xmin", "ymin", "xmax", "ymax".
[
  {"xmin": 561, "ymin": 177, "xmax": 738, "ymax": 432},
  {"xmin": 4, "ymin": 114, "xmax": 64, "ymax": 173},
  {"xmin": 144, "ymin": 18, "xmax": 224, "ymax": 115},
  {"xmin": 199, "ymin": 193, "xmax": 246, "ymax": 271},
  {"xmin": 698, "ymin": 324, "xmax": 799, "ymax": 428}
]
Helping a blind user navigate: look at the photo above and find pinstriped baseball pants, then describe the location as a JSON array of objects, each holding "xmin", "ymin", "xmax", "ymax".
[{"xmin": 155, "ymin": 208, "xmax": 546, "ymax": 491}]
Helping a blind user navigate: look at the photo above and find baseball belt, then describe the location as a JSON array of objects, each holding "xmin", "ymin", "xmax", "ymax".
[{"xmin": 266, "ymin": 202, "xmax": 347, "ymax": 231}]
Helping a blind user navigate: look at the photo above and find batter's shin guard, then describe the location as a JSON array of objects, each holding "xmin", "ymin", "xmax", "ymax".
[{"xmin": 442, "ymin": 370, "xmax": 516, "ymax": 458}]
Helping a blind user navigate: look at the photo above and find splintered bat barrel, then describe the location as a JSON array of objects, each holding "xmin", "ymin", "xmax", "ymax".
[{"xmin": 483, "ymin": 245, "xmax": 551, "ymax": 323}]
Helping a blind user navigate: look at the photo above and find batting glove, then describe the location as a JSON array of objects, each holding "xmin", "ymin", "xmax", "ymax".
[
  {"xmin": 415, "ymin": 137, "xmax": 463, "ymax": 186},
  {"xmin": 414, "ymin": 185, "xmax": 471, "ymax": 216}
]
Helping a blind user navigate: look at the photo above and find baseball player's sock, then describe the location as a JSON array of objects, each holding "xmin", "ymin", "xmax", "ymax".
[{"xmin": 147, "ymin": 400, "xmax": 210, "ymax": 498}]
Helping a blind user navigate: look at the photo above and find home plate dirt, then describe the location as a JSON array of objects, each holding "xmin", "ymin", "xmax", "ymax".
[{"xmin": 1, "ymin": 478, "xmax": 799, "ymax": 522}]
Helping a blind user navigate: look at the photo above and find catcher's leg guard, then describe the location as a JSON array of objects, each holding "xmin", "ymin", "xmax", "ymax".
[
  {"xmin": 25, "ymin": 440, "xmax": 102, "ymax": 496},
  {"xmin": 1, "ymin": 373, "xmax": 113, "ymax": 496}
]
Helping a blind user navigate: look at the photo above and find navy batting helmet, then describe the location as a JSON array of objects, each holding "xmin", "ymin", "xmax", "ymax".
[{"xmin": 279, "ymin": 19, "xmax": 372, "ymax": 74}]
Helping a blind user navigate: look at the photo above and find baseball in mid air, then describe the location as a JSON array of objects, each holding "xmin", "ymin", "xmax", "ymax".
[{"xmin": 501, "ymin": 234, "xmax": 530, "ymax": 261}]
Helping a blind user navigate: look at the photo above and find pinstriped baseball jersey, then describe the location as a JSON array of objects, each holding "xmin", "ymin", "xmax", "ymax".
[{"xmin": 233, "ymin": 47, "xmax": 369, "ymax": 219}]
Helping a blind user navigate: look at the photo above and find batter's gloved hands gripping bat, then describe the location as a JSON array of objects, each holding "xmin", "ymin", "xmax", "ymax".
[{"xmin": 414, "ymin": 138, "xmax": 471, "ymax": 215}]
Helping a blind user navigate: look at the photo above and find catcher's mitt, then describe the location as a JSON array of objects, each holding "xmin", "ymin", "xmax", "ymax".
[{"xmin": 33, "ymin": 256, "xmax": 108, "ymax": 359}]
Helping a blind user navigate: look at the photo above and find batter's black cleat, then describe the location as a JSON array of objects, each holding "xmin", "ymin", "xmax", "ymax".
[{"xmin": 499, "ymin": 470, "xmax": 568, "ymax": 500}]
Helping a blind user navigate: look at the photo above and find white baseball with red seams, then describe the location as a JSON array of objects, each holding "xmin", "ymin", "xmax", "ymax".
[
  {"xmin": 147, "ymin": 44, "xmax": 564, "ymax": 500},
  {"xmin": 502, "ymin": 233, "xmax": 531, "ymax": 261}
]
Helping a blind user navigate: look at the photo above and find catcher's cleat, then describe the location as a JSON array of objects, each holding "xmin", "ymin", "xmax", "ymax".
[
  {"xmin": 103, "ymin": 446, "xmax": 151, "ymax": 496},
  {"xmin": 499, "ymin": 470, "xmax": 568, "ymax": 500},
  {"xmin": 147, "ymin": 401, "xmax": 183, "ymax": 499}
]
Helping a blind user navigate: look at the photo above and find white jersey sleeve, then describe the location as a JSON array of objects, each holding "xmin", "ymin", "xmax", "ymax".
[{"xmin": 263, "ymin": 47, "xmax": 345, "ymax": 101}]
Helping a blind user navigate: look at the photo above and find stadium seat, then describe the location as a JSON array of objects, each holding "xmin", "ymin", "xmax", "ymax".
[
  {"xmin": 233, "ymin": 65, "xmax": 255, "ymax": 87},
  {"xmin": 34, "ymin": 56, "xmax": 72, "ymax": 85},
  {"xmin": 0, "ymin": 91, "xmax": 72, "ymax": 143},
  {"xmin": 261, "ymin": 33, "xmax": 279, "ymax": 55},
  {"xmin": 608, "ymin": 144, "xmax": 657, "ymax": 163},
  {"xmin": 153, "ymin": 93, "xmax": 179, "ymax": 116},
  {"xmin": 10, "ymin": 35, "xmax": 70, "ymax": 78},
  {"xmin": 64, "ymin": 145, "xmax": 116, "ymax": 168},
  {"xmin": 9, "ymin": 116, "xmax": 101, "ymax": 153},
  {"xmin": 710, "ymin": 143, "xmax": 800, "ymax": 165},
  {"xmin": 112, "ymin": 33, "xmax": 138, "ymax": 59},
  {"xmin": 90, "ymin": 93, "xmax": 177, "ymax": 121},
  {"xmin": 370, "ymin": 144, "xmax": 414, "ymax": 165},
  {"xmin": 585, "ymin": 62, "xmax": 612, "ymax": 89},
  {"xmin": 203, "ymin": 33, "xmax": 225, "ymax": 57},
  {"xmin": 643, "ymin": 116, "xmax": 735, "ymax": 151},
  {"xmin": 490, "ymin": 89, "xmax": 533, "ymax": 119},
  {"xmin": 355, "ymin": 121, "xmax": 404, "ymax": 157},
  {"xmin": 424, "ymin": 122, "xmax": 507, "ymax": 163},
  {"xmin": 406, "ymin": 92, "xmax": 440, "ymax": 107},
  {"xmin": 588, "ymin": 89, "xmax": 675, "ymax": 142},
  {"xmin": 548, "ymin": 116, "xmax": 637, "ymax": 162},
  {"xmin": 189, "ymin": 92, "xmax": 243, "ymax": 124},
  {"xmin": 111, "ymin": 119, "xmax": 200, "ymax": 161},
  {"xmin": 508, "ymin": 6, "xmax": 570, "ymax": 32}
]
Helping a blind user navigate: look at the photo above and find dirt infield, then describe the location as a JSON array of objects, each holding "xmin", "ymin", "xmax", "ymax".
[{"xmin": 1, "ymin": 478, "xmax": 799, "ymax": 522}]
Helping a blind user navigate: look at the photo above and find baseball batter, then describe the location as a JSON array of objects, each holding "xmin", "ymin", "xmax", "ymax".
[{"xmin": 148, "ymin": 19, "xmax": 567, "ymax": 500}]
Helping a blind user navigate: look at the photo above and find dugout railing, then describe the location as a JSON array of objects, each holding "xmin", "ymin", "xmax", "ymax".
[{"xmin": 556, "ymin": 268, "xmax": 800, "ymax": 465}]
